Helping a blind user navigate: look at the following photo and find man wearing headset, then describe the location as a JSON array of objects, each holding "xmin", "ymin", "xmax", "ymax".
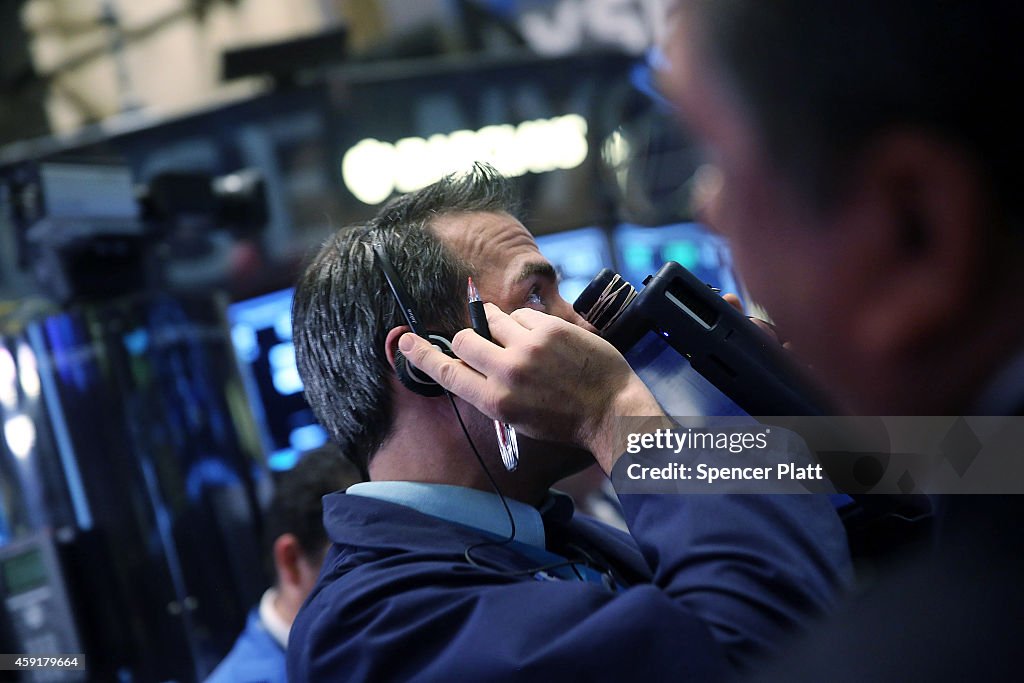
[
  {"xmin": 404, "ymin": 1, "xmax": 1024, "ymax": 680},
  {"xmin": 287, "ymin": 164, "xmax": 850, "ymax": 681}
]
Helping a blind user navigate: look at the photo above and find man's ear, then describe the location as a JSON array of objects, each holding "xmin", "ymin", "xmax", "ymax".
[
  {"xmin": 844, "ymin": 131, "xmax": 989, "ymax": 358},
  {"xmin": 272, "ymin": 533, "xmax": 304, "ymax": 589},
  {"xmin": 384, "ymin": 326, "xmax": 412, "ymax": 370}
]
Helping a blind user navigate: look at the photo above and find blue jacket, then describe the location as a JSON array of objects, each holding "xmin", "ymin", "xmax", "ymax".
[
  {"xmin": 206, "ymin": 609, "xmax": 286, "ymax": 683},
  {"xmin": 288, "ymin": 493, "xmax": 851, "ymax": 681}
]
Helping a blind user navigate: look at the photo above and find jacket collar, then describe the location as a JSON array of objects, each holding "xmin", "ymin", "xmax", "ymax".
[
  {"xmin": 322, "ymin": 490, "xmax": 653, "ymax": 585},
  {"xmin": 345, "ymin": 481, "xmax": 546, "ymax": 549}
]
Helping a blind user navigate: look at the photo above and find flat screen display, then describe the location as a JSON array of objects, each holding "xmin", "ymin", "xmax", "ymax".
[
  {"xmin": 228, "ymin": 288, "xmax": 326, "ymax": 470},
  {"xmin": 613, "ymin": 222, "xmax": 744, "ymax": 301},
  {"xmin": 535, "ymin": 226, "xmax": 614, "ymax": 303},
  {"xmin": 1, "ymin": 547, "xmax": 47, "ymax": 596}
]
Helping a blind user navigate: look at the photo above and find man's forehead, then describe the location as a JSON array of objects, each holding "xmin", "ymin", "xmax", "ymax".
[{"xmin": 430, "ymin": 211, "xmax": 539, "ymax": 266}]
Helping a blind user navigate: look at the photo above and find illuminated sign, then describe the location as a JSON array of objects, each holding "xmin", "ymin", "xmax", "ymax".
[
  {"xmin": 518, "ymin": 0, "xmax": 667, "ymax": 56},
  {"xmin": 341, "ymin": 114, "xmax": 589, "ymax": 205}
]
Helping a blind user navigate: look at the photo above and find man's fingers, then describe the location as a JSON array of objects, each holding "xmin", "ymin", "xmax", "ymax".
[
  {"xmin": 721, "ymin": 292, "xmax": 781, "ymax": 343},
  {"xmin": 481, "ymin": 302, "xmax": 533, "ymax": 344},
  {"xmin": 448, "ymin": 328, "xmax": 506, "ymax": 373},
  {"xmin": 398, "ymin": 333, "xmax": 488, "ymax": 400},
  {"xmin": 506, "ymin": 306, "xmax": 549, "ymax": 330},
  {"xmin": 747, "ymin": 317, "xmax": 779, "ymax": 343},
  {"xmin": 722, "ymin": 293, "xmax": 744, "ymax": 313}
]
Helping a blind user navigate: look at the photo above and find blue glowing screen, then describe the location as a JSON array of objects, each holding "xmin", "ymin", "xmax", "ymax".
[{"xmin": 228, "ymin": 289, "xmax": 326, "ymax": 471}]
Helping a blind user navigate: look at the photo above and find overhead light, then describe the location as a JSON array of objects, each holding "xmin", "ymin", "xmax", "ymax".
[
  {"xmin": 4, "ymin": 414, "xmax": 37, "ymax": 460},
  {"xmin": 0, "ymin": 348, "xmax": 17, "ymax": 410},
  {"xmin": 17, "ymin": 345, "xmax": 41, "ymax": 400},
  {"xmin": 342, "ymin": 114, "xmax": 589, "ymax": 205}
]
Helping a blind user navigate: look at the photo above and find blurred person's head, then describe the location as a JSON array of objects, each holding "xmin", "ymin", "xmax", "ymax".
[
  {"xmin": 664, "ymin": 0, "xmax": 1024, "ymax": 414},
  {"xmin": 292, "ymin": 164, "xmax": 591, "ymax": 505},
  {"xmin": 266, "ymin": 445, "xmax": 360, "ymax": 624}
]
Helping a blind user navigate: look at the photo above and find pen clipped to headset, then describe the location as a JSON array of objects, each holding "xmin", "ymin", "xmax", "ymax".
[{"xmin": 468, "ymin": 277, "xmax": 520, "ymax": 472}]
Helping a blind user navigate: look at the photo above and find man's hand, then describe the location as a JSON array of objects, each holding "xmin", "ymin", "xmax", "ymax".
[
  {"xmin": 398, "ymin": 303, "xmax": 665, "ymax": 472},
  {"xmin": 722, "ymin": 293, "xmax": 791, "ymax": 348}
]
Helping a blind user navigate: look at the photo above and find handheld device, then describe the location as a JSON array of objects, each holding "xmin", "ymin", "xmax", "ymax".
[
  {"xmin": 574, "ymin": 262, "xmax": 834, "ymax": 416},
  {"xmin": 576, "ymin": 262, "xmax": 933, "ymax": 555}
]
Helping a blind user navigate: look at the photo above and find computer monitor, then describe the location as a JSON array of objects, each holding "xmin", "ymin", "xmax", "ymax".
[
  {"xmin": 613, "ymin": 222, "xmax": 744, "ymax": 301},
  {"xmin": 227, "ymin": 289, "xmax": 326, "ymax": 471}
]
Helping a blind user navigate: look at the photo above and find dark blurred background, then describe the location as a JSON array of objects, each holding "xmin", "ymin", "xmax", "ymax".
[{"xmin": 0, "ymin": 2, "xmax": 746, "ymax": 680}]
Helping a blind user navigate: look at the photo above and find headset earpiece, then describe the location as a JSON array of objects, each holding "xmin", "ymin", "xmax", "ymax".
[
  {"xmin": 394, "ymin": 332, "xmax": 455, "ymax": 398},
  {"xmin": 372, "ymin": 243, "xmax": 457, "ymax": 398}
]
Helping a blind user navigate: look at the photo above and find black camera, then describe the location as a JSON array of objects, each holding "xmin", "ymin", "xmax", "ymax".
[{"xmin": 2, "ymin": 161, "xmax": 265, "ymax": 304}]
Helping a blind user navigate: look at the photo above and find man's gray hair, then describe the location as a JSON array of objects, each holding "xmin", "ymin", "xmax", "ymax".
[{"xmin": 292, "ymin": 163, "xmax": 518, "ymax": 477}]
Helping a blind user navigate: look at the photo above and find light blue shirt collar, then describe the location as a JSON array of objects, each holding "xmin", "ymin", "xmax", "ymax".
[{"xmin": 346, "ymin": 481, "xmax": 547, "ymax": 549}]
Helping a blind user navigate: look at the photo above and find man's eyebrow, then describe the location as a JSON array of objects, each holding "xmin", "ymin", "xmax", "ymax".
[{"xmin": 515, "ymin": 262, "xmax": 558, "ymax": 284}]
